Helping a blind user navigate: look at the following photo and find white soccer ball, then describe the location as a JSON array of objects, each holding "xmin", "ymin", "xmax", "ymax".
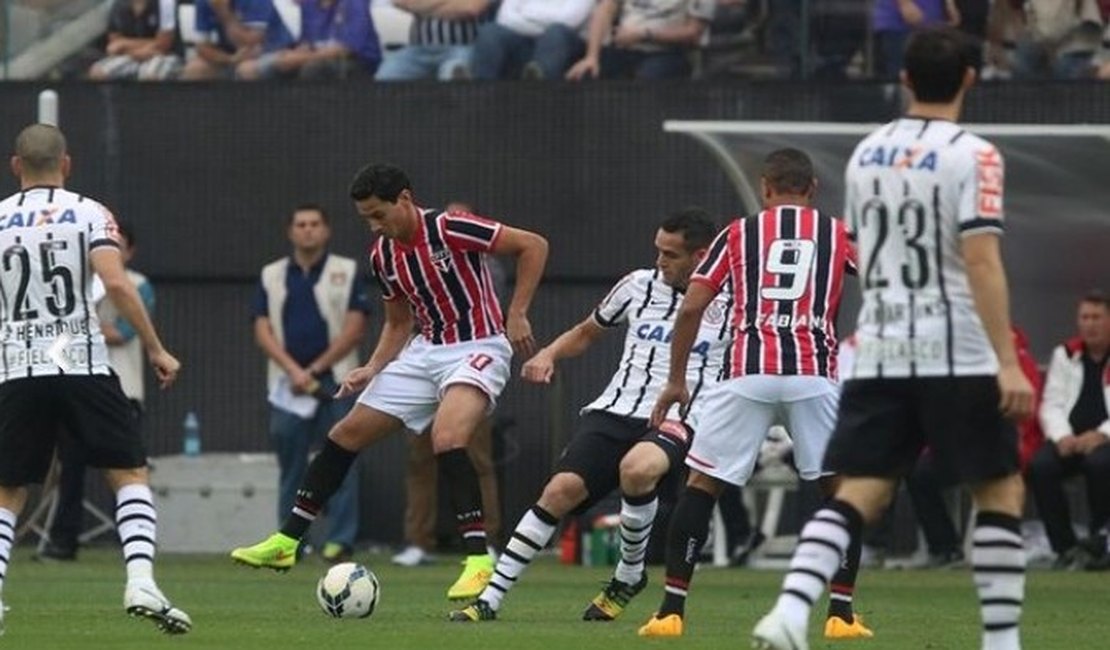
[{"xmin": 316, "ymin": 562, "xmax": 380, "ymax": 619}]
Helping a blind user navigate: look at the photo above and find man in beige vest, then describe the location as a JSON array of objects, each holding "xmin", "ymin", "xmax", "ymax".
[
  {"xmin": 38, "ymin": 222, "xmax": 155, "ymax": 562},
  {"xmin": 253, "ymin": 204, "xmax": 370, "ymax": 562}
]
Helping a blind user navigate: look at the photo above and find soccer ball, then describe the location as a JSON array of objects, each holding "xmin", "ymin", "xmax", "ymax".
[{"xmin": 316, "ymin": 562, "xmax": 380, "ymax": 619}]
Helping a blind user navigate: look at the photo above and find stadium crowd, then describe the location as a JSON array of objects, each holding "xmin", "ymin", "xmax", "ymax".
[{"xmin": 27, "ymin": 0, "xmax": 1110, "ymax": 82}]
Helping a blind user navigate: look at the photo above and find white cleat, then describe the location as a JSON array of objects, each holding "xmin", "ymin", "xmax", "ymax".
[
  {"xmin": 752, "ymin": 610, "xmax": 808, "ymax": 650},
  {"xmin": 391, "ymin": 545, "xmax": 432, "ymax": 567},
  {"xmin": 0, "ymin": 598, "xmax": 6, "ymax": 636},
  {"xmin": 124, "ymin": 583, "xmax": 192, "ymax": 635}
]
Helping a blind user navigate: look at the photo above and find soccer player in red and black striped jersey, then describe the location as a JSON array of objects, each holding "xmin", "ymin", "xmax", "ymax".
[
  {"xmin": 232, "ymin": 164, "xmax": 549, "ymax": 605},
  {"xmin": 643, "ymin": 148, "xmax": 869, "ymax": 639}
]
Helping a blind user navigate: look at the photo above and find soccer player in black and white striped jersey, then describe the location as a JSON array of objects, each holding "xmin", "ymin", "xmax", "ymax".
[
  {"xmin": 448, "ymin": 209, "xmax": 727, "ymax": 623},
  {"xmin": 0, "ymin": 124, "xmax": 190, "ymax": 635},
  {"xmin": 753, "ymin": 29, "xmax": 1035, "ymax": 650}
]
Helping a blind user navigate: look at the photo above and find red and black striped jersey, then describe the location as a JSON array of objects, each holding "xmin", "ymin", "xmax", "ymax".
[
  {"xmin": 368, "ymin": 208, "xmax": 505, "ymax": 344},
  {"xmin": 692, "ymin": 205, "xmax": 857, "ymax": 379}
]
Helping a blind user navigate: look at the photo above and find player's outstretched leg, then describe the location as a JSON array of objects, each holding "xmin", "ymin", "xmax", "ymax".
[
  {"xmin": 448, "ymin": 504, "xmax": 560, "ymax": 621},
  {"xmin": 114, "ymin": 482, "xmax": 192, "ymax": 634},
  {"xmin": 752, "ymin": 499, "xmax": 861, "ymax": 650},
  {"xmin": 583, "ymin": 490, "xmax": 654, "ymax": 621},
  {"xmin": 232, "ymin": 439, "xmax": 358, "ymax": 571}
]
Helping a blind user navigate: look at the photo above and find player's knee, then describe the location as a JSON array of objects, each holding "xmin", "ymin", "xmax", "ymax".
[
  {"xmin": 972, "ymin": 473, "xmax": 1024, "ymax": 516},
  {"xmin": 685, "ymin": 470, "xmax": 725, "ymax": 497},
  {"xmin": 619, "ymin": 453, "xmax": 664, "ymax": 494},
  {"xmin": 538, "ymin": 473, "xmax": 587, "ymax": 515}
]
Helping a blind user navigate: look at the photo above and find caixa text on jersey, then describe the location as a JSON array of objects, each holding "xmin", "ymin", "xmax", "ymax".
[
  {"xmin": 0, "ymin": 208, "xmax": 78, "ymax": 230},
  {"xmin": 4, "ymin": 318, "xmax": 91, "ymax": 340}
]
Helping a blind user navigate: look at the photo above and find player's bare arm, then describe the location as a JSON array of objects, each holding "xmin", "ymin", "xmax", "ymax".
[
  {"xmin": 962, "ymin": 233, "xmax": 1034, "ymax": 421},
  {"xmin": 336, "ymin": 298, "xmax": 412, "ymax": 398},
  {"xmin": 650, "ymin": 281, "xmax": 714, "ymax": 427},
  {"xmin": 90, "ymin": 247, "xmax": 179, "ymax": 388},
  {"xmin": 490, "ymin": 226, "xmax": 549, "ymax": 358},
  {"xmin": 522, "ymin": 316, "xmax": 607, "ymax": 384}
]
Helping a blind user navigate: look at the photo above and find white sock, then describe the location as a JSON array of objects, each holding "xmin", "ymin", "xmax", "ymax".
[
  {"xmin": 614, "ymin": 493, "xmax": 657, "ymax": 585},
  {"xmin": 479, "ymin": 506, "xmax": 557, "ymax": 610},
  {"xmin": 0, "ymin": 508, "xmax": 16, "ymax": 596},
  {"xmin": 974, "ymin": 513, "xmax": 1025, "ymax": 650},
  {"xmin": 115, "ymin": 484, "xmax": 156, "ymax": 583},
  {"xmin": 774, "ymin": 506, "xmax": 851, "ymax": 631}
]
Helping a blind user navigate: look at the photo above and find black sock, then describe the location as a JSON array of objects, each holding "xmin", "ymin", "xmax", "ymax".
[
  {"xmin": 827, "ymin": 502, "xmax": 863, "ymax": 622},
  {"xmin": 658, "ymin": 487, "xmax": 716, "ymax": 618},
  {"xmin": 280, "ymin": 440, "xmax": 357, "ymax": 539},
  {"xmin": 438, "ymin": 448, "xmax": 487, "ymax": 555}
]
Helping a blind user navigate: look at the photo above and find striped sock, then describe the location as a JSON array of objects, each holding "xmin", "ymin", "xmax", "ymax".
[
  {"xmin": 281, "ymin": 440, "xmax": 357, "ymax": 539},
  {"xmin": 827, "ymin": 509, "xmax": 863, "ymax": 622},
  {"xmin": 614, "ymin": 491, "xmax": 657, "ymax": 585},
  {"xmin": 115, "ymin": 484, "xmax": 157, "ymax": 583},
  {"xmin": 0, "ymin": 508, "xmax": 16, "ymax": 595},
  {"xmin": 438, "ymin": 449, "xmax": 488, "ymax": 555},
  {"xmin": 658, "ymin": 487, "xmax": 716, "ymax": 618},
  {"xmin": 973, "ymin": 511, "xmax": 1025, "ymax": 650},
  {"xmin": 479, "ymin": 505, "xmax": 557, "ymax": 611},
  {"xmin": 773, "ymin": 500, "xmax": 859, "ymax": 631}
]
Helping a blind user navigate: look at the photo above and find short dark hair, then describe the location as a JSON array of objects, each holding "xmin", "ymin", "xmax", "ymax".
[
  {"xmin": 762, "ymin": 148, "xmax": 814, "ymax": 195},
  {"xmin": 349, "ymin": 164, "xmax": 411, "ymax": 203},
  {"xmin": 15, "ymin": 123, "xmax": 66, "ymax": 175},
  {"xmin": 659, "ymin": 207, "xmax": 718, "ymax": 252},
  {"xmin": 904, "ymin": 28, "xmax": 974, "ymax": 103},
  {"xmin": 115, "ymin": 220, "xmax": 135, "ymax": 248},
  {"xmin": 290, "ymin": 203, "xmax": 329, "ymax": 226},
  {"xmin": 1080, "ymin": 290, "xmax": 1109, "ymax": 310}
]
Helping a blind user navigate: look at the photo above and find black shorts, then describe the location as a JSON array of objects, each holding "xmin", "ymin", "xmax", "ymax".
[
  {"xmin": 823, "ymin": 376, "xmax": 1019, "ymax": 485},
  {"xmin": 555, "ymin": 410, "xmax": 692, "ymax": 512},
  {"xmin": 0, "ymin": 374, "xmax": 147, "ymax": 486}
]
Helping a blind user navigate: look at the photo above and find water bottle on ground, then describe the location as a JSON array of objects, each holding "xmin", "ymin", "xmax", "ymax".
[{"xmin": 183, "ymin": 411, "xmax": 201, "ymax": 457}]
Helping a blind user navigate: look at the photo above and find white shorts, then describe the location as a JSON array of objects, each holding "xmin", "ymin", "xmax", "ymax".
[
  {"xmin": 686, "ymin": 374, "xmax": 839, "ymax": 485},
  {"xmin": 358, "ymin": 334, "xmax": 512, "ymax": 432}
]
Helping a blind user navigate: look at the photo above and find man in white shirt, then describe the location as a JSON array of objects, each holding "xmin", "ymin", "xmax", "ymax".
[
  {"xmin": 470, "ymin": 0, "xmax": 594, "ymax": 79},
  {"xmin": 1028, "ymin": 291, "xmax": 1110, "ymax": 569}
]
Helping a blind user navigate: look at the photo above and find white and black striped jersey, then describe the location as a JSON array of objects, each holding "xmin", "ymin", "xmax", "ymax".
[
  {"xmin": 0, "ymin": 186, "xmax": 118, "ymax": 381},
  {"xmin": 845, "ymin": 117, "xmax": 1003, "ymax": 378},
  {"xmin": 582, "ymin": 268, "xmax": 731, "ymax": 422}
]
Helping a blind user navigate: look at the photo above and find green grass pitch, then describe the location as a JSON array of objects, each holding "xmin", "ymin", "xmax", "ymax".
[{"xmin": 4, "ymin": 548, "xmax": 1106, "ymax": 649}]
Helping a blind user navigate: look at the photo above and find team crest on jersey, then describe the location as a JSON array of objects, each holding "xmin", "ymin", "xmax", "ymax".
[
  {"xmin": 703, "ymin": 300, "xmax": 726, "ymax": 326},
  {"xmin": 429, "ymin": 248, "xmax": 452, "ymax": 272},
  {"xmin": 329, "ymin": 271, "xmax": 348, "ymax": 286}
]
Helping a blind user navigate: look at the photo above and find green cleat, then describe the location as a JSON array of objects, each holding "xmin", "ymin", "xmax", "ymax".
[
  {"xmin": 448, "ymin": 599, "xmax": 497, "ymax": 622},
  {"xmin": 230, "ymin": 532, "xmax": 299, "ymax": 572},
  {"xmin": 582, "ymin": 573, "xmax": 647, "ymax": 621},
  {"xmin": 446, "ymin": 554, "xmax": 494, "ymax": 601}
]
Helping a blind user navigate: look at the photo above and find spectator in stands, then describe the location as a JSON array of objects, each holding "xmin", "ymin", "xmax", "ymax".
[
  {"xmin": 375, "ymin": 0, "xmax": 493, "ymax": 81},
  {"xmin": 469, "ymin": 0, "xmax": 593, "ymax": 80},
  {"xmin": 1010, "ymin": 0, "xmax": 1104, "ymax": 79},
  {"xmin": 565, "ymin": 0, "xmax": 716, "ymax": 81},
  {"xmin": 253, "ymin": 204, "xmax": 369, "ymax": 563},
  {"xmin": 180, "ymin": 0, "xmax": 293, "ymax": 80},
  {"xmin": 88, "ymin": 0, "xmax": 183, "ymax": 80},
  {"xmin": 1029, "ymin": 290, "xmax": 1110, "ymax": 569},
  {"xmin": 871, "ymin": 0, "xmax": 958, "ymax": 78},
  {"xmin": 238, "ymin": 0, "xmax": 382, "ymax": 80},
  {"xmin": 1089, "ymin": 15, "xmax": 1110, "ymax": 77}
]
